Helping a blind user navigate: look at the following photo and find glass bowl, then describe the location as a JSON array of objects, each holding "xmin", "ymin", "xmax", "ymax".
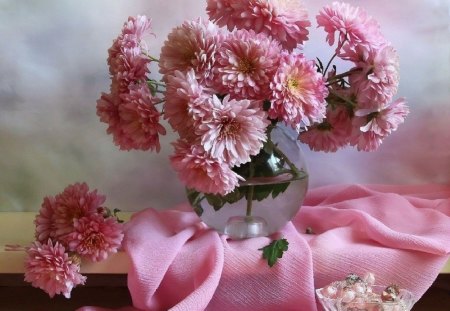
[{"xmin": 316, "ymin": 285, "xmax": 415, "ymax": 311}]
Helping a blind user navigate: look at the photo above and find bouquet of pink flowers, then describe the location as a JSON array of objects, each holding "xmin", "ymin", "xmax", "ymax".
[
  {"xmin": 24, "ymin": 183, "xmax": 124, "ymax": 298},
  {"xmin": 97, "ymin": 0, "xmax": 408, "ymax": 197}
]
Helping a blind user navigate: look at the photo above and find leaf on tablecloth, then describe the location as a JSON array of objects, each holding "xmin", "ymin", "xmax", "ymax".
[{"xmin": 259, "ymin": 238, "xmax": 289, "ymax": 267}]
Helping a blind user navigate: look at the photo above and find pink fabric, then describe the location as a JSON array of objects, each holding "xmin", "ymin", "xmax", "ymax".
[{"xmin": 78, "ymin": 184, "xmax": 450, "ymax": 311}]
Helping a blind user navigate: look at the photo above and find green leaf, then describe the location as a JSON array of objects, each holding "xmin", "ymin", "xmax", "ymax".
[
  {"xmin": 204, "ymin": 188, "xmax": 247, "ymax": 212},
  {"xmin": 271, "ymin": 182, "xmax": 290, "ymax": 199},
  {"xmin": 112, "ymin": 208, "xmax": 124, "ymax": 223},
  {"xmin": 223, "ymin": 188, "xmax": 246, "ymax": 205},
  {"xmin": 316, "ymin": 57, "xmax": 324, "ymax": 73},
  {"xmin": 192, "ymin": 205, "xmax": 204, "ymax": 216},
  {"xmin": 186, "ymin": 189, "xmax": 204, "ymax": 216},
  {"xmin": 147, "ymin": 80, "xmax": 157, "ymax": 96},
  {"xmin": 205, "ymin": 194, "xmax": 226, "ymax": 211},
  {"xmin": 259, "ymin": 238, "xmax": 289, "ymax": 267},
  {"xmin": 263, "ymin": 99, "xmax": 272, "ymax": 111},
  {"xmin": 252, "ymin": 184, "xmax": 274, "ymax": 201}
]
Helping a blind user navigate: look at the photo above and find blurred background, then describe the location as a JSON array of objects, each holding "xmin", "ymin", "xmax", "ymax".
[{"xmin": 0, "ymin": 0, "xmax": 449, "ymax": 212}]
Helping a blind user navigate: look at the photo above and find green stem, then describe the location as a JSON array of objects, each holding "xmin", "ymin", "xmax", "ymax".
[
  {"xmin": 143, "ymin": 52, "xmax": 160, "ymax": 62},
  {"xmin": 326, "ymin": 68, "xmax": 362, "ymax": 83},
  {"xmin": 324, "ymin": 52, "xmax": 338, "ymax": 76},
  {"xmin": 246, "ymin": 187, "xmax": 254, "ymax": 217},
  {"xmin": 149, "ymin": 56, "xmax": 160, "ymax": 63},
  {"xmin": 246, "ymin": 162, "xmax": 255, "ymax": 217},
  {"xmin": 272, "ymin": 143, "xmax": 301, "ymax": 179},
  {"xmin": 324, "ymin": 36, "xmax": 347, "ymax": 75},
  {"xmin": 153, "ymin": 99, "xmax": 165, "ymax": 105},
  {"xmin": 149, "ymin": 80, "xmax": 166, "ymax": 88},
  {"xmin": 327, "ymin": 89, "xmax": 357, "ymax": 108}
]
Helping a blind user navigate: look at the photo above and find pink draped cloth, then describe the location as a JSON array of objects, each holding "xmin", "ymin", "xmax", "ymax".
[{"xmin": 79, "ymin": 184, "xmax": 450, "ymax": 311}]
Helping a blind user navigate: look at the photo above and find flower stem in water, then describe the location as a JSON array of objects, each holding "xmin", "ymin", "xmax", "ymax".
[
  {"xmin": 246, "ymin": 161, "xmax": 255, "ymax": 217},
  {"xmin": 246, "ymin": 186, "xmax": 254, "ymax": 217}
]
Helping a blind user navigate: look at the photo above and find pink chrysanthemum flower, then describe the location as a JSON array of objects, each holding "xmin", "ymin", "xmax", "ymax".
[
  {"xmin": 159, "ymin": 18, "xmax": 222, "ymax": 85},
  {"xmin": 350, "ymin": 98, "xmax": 409, "ymax": 151},
  {"xmin": 198, "ymin": 95, "xmax": 269, "ymax": 166},
  {"xmin": 346, "ymin": 43, "xmax": 400, "ymax": 110},
  {"xmin": 121, "ymin": 15, "xmax": 153, "ymax": 38},
  {"xmin": 164, "ymin": 69, "xmax": 213, "ymax": 139},
  {"xmin": 108, "ymin": 16, "xmax": 153, "ymax": 92},
  {"xmin": 207, "ymin": 0, "xmax": 311, "ymax": 51},
  {"xmin": 24, "ymin": 240, "xmax": 86, "ymax": 298},
  {"xmin": 316, "ymin": 1, "xmax": 383, "ymax": 50},
  {"xmin": 214, "ymin": 29, "xmax": 281, "ymax": 100},
  {"xmin": 116, "ymin": 84, "xmax": 166, "ymax": 151},
  {"xmin": 269, "ymin": 53, "xmax": 328, "ymax": 129},
  {"xmin": 50, "ymin": 183, "xmax": 106, "ymax": 244},
  {"xmin": 97, "ymin": 91, "xmax": 121, "ymax": 137},
  {"xmin": 34, "ymin": 197, "xmax": 56, "ymax": 242},
  {"xmin": 170, "ymin": 140, "xmax": 243, "ymax": 195},
  {"xmin": 68, "ymin": 214, "xmax": 124, "ymax": 262},
  {"xmin": 299, "ymin": 106, "xmax": 352, "ymax": 152},
  {"xmin": 206, "ymin": 0, "xmax": 241, "ymax": 29}
]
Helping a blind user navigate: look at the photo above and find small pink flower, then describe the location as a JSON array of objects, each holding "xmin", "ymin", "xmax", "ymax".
[
  {"xmin": 198, "ymin": 95, "xmax": 269, "ymax": 166},
  {"xmin": 44, "ymin": 183, "xmax": 105, "ymax": 244},
  {"xmin": 206, "ymin": 0, "xmax": 241, "ymax": 30},
  {"xmin": 316, "ymin": 2, "xmax": 383, "ymax": 50},
  {"xmin": 68, "ymin": 214, "xmax": 124, "ymax": 262},
  {"xmin": 108, "ymin": 16, "xmax": 153, "ymax": 92},
  {"xmin": 24, "ymin": 240, "xmax": 86, "ymax": 298},
  {"xmin": 299, "ymin": 106, "xmax": 352, "ymax": 152},
  {"xmin": 108, "ymin": 15, "xmax": 152, "ymax": 64},
  {"xmin": 346, "ymin": 43, "xmax": 400, "ymax": 110},
  {"xmin": 164, "ymin": 69, "xmax": 213, "ymax": 139},
  {"xmin": 108, "ymin": 42, "xmax": 151, "ymax": 94},
  {"xmin": 116, "ymin": 84, "xmax": 166, "ymax": 151},
  {"xmin": 269, "ymin": 53, "xmax": 328, "ymax": 129},
  {"xmin": 170, "ymin": 140, "xmax": 243, "ymax": 195},
  {"xmin": 350, "ymin": 98, "xmax": 409, "ymax": 151},
  {"xmin": 207, "ymin": 0, "xmax": 311, "ymax": 51},
  {"xmin": 159, "ymin": 18, "xmax": 222, "ymax": 85},
  {"xmin": 214, "ymin": 29, "xmax": 281, "ymax": 100},
  {"xmin": 121, "ymin": 15, "xmax": 153, "ymax": 38}
]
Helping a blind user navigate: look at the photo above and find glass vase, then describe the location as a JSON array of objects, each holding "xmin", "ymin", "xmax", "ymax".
[{"xmin": 187, "ymin": 125, "xmax": 308, "ymax": 239}]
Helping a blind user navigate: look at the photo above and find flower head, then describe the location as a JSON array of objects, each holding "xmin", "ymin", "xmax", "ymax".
[
  {"xmin": 34, "ymin": 196, "xmax": 56, "ymax": 242},
  {"xmin": 164, "ymin": 69, "xmax": 213, "ymax": 139},
  {"xmin": 108, "ymin": 16, "xmax": 153, "ymax": 93},
  {"xmin": 34, "ymin": 183, "xmax": 106, "ymax": 244},
  {"xmin": 316, "ymin": 2, "xmax": 383, "ymax": 50},
  {"xmin": 198, "ymin": 95, "xmax": 269, "ymax": 166},
  {"xmin": 68, "ymin": 214, "xmax": 124, "ymax": 262},
  {"xmin": 121, "ymin": 15, "xmax": 153, "ymax": 38},
  {"xmin": 170, "ymin": 140, "xmax": 243, "ymax": 195},
  {"xmin": 159, "ymin": 18, "xmax": 222, "ymax": 85},
  {"xmin": 116, "ymin": 84, "xmax": 166, "ymax": 151},
  {"xmin": 299, "ymin": 106, "xmax": 352, "ymax": 152},
  {"xmin": 346, "ymin": 43, "xmax": 400, "ymax": 110},
  {"xmin": 269, "ymin": 53, "xmax": 328, "ymax": 129},
  {"xmin": 214, "ymin": 29, "xmax": 281, "ymax": 100},
  {"xmin": 350, "ymin": 98, "xmax": 409, "ymax": 151},
  {"xmin": 207, "ymin": 0, "xmax": 311, "ymax": 51},
  {"xmin": 24, "ymin": 240, "xmax": 86, "ymax": 298}
]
